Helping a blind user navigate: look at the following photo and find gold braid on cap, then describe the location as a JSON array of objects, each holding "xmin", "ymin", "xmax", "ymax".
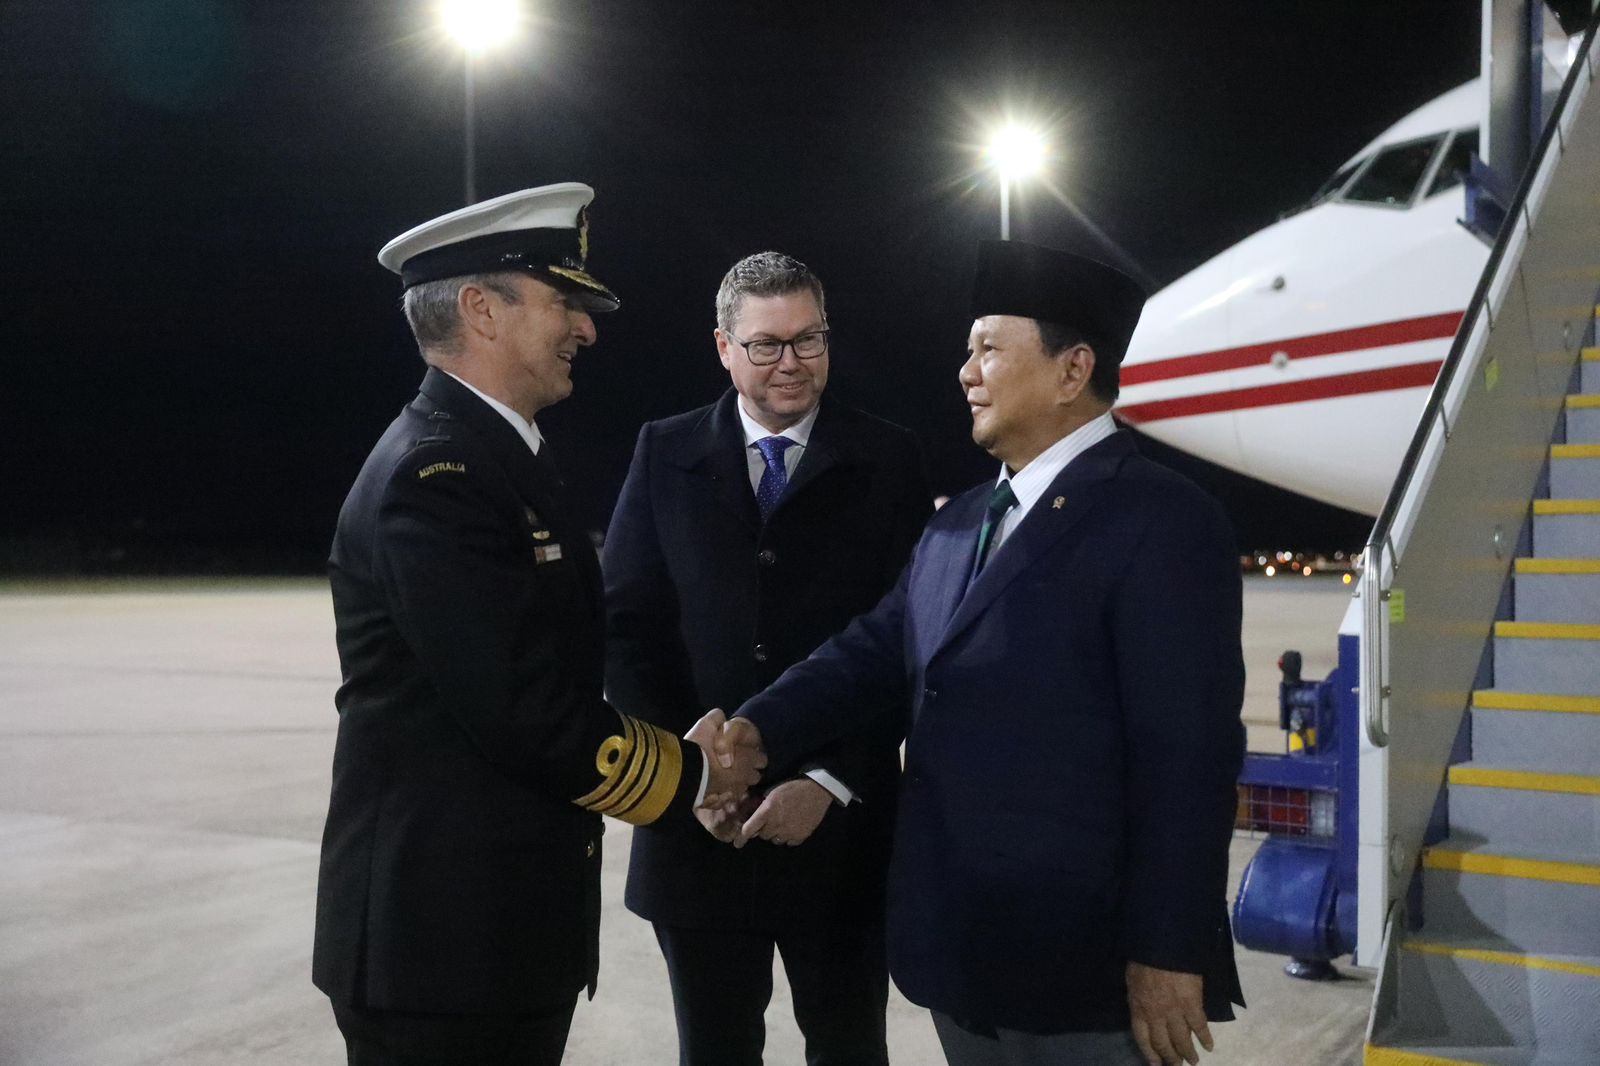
[{"xmin": 574, "ymin": 715, "xmax": 683, "ymax": 826}]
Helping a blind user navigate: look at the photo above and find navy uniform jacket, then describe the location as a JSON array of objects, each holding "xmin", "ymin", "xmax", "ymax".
[
  {"xmin": 314, "ymin": 368, "xmax": 703, "ymax": 1016},
  {"xmin": 604, "ymin": 389, "xmax": 930, "ymax": 929},
  {"xmin": 740, "ymin": 430, "xmax": 1246, "ymax": 1033}
]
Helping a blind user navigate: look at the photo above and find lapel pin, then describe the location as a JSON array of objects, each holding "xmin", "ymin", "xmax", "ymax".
[{"xmin": 1052, "ymin": 496, "xmax": 1066, "ymax": 509}]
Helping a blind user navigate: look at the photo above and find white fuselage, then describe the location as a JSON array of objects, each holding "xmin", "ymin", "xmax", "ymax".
[{"xmin": 1117, "ymin": 81, "xmax": 1489, "ymax": 515}]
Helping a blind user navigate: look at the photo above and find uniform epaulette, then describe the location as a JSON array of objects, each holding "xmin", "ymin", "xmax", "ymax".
[{"xmin": 574, "ymin": 714, "xmax": 685, "ymax": 826}]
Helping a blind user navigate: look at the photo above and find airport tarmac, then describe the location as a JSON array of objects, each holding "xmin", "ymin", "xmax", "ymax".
[{"xmin": 0, "ymin": 576, "xmax": 1365, "ymax": 1066}]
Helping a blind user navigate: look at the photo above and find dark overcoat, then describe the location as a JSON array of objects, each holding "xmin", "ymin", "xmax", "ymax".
[
  {"xmin": 604, "ymin": 388, "xmax": 931, "ymax": 929},
  {"xmin": 314, "ymin": 368, "xmax": 701, "ymax": 1016},
  {"xmin": 740, "ymin": 430, "xmax": 1247, "ymax": 1032}
]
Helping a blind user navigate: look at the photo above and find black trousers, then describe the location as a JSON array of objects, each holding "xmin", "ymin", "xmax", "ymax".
[
  {"xmin": 653, "ymin": 920, "xmax": 889, "ymax": 1066},
  {"xmin": 332, "ymin": 998, "xmax": 577, "ymax": 1066}
]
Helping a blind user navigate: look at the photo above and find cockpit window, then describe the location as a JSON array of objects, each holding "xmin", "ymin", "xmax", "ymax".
[
  {"xmin": 1310, "ymin": 159, "xmax": 1364, "ymax": 206},
  {"xmin": 1425, "ymin": 127, "xmax": 1479, "ymax": 198},
  {"xmin": 1341, "ymin": 135, "xmax": 1445, "ymax": 207}
]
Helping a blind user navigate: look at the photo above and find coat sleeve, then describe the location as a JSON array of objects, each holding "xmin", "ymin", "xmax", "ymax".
[
  {"xmin": 603, "ymin": 425, "xmax": 703, "ymax": 729},
  {"xmin": 372, "ymin": 441, "xmax": 703, "ymax": 826},
  {"xmin": 1110, "ymin": 487, "xmax": 1246, "ymax": 973},
  {"xmin": 739, "ymin": 552, "xmax": 915, "ymax": 772},
  {"xmin": 794, "ymin": 427, "xmax": 932, "ymax": 795}
]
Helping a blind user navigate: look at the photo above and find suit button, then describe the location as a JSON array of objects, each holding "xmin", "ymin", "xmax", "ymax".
[
  {"xmin": 923, "ymin": 687, "xmax": 937, "ymax": 701},
  {"xmin": 585, "ymin": 840, "xmax": 596, "ymax": 859},
  {"xmin": 753, "ymin": 644, "xmax": 769, "ymax": 663},
  {"xmin": 758, "ymin": 548, "xmax": 776, "ymax": 566}
]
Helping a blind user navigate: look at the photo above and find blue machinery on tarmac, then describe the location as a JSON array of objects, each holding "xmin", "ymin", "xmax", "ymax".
[{"xmin": 1231, "ymin": 631, "xmax": 1361, "ymax": 980}]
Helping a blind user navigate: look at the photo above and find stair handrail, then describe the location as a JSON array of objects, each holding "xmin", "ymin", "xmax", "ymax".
[{"xmin": 1361, "ymin": 7, "xmax": 1600, "ymax": 749}]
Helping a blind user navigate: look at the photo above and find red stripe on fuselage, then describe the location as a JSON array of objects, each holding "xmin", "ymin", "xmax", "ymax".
[
  {"xmin": 1120, "ymin": 311, "xmax": 1464, "ymax": 386},
  {"xmin": 1116, "ymin": 360, "xmax": 1443, "ymax": 424}
]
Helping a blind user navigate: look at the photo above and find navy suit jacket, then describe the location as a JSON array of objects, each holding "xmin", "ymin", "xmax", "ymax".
[
  {"xmin": 740, "ymin": 429, "xmax": 1246, "ymax": 1033},
  {"xmin": 605, "ymin": 389, "xmax": 930, "ymax": 929}
]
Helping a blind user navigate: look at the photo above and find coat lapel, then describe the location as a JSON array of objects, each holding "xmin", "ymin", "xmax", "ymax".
[
  {"xmin": 671, "ymin": 389, "xmax": 761, "ymax": 530},
  {"xmin": 933, "ymin": 432, "xmax": 1134, "ymax": 657},
  {"xmin": 779, "ymin": 396, "xmax": 847, "ymax": 505},
  {"xmin": 910, "ymin": 491, "xmax": 989, "ymax": 667}
]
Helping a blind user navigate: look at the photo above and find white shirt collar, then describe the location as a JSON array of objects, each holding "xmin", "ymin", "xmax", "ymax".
[
  {"xmin": 444, "ymin": 371, "xmax": 545, "ymax": 456},
  {"xmin": 997, "ymin": 411, "xmax": 1118, "ymax": 517},
  {"xmin": 735, "ymin": 396, "xmax": 820, "ymax": 449}
]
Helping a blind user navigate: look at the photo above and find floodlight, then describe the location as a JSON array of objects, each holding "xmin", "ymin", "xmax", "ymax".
[
  {"xmin": 986, "ymin": 124, "xmax": 1047, "ymax": 180},
  {"xmin": 441, "ymin": 0, "xmax": 522, "ymax": 53}
]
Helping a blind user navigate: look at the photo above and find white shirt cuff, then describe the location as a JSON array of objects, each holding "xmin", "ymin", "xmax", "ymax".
[
  {"xmin": 693, "ymin": 755, "xmax": 710, "ymax": 807},
  {"xmin": 804, "ymin": 768, "xmax": 855, "ymax": 806}
]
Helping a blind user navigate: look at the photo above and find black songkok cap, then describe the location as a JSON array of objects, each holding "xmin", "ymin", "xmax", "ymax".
[{"xmin": 970, "ymin": 240, "xmax": 1147, "ymax": 361}]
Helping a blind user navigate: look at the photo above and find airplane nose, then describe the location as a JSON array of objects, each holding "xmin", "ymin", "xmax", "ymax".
[{"xmin": 1115, "ymin": 248, "xmax": 1247, "ymax": 476}]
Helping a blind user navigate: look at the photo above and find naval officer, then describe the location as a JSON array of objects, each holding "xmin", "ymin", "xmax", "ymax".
[
  {"xmin": 719, "ymin": 240, "xmax": 1247, "ymax": 1066},
  {"xmin": 313, "ymin": 183, "xmax": 764, "ymax": 1066}
]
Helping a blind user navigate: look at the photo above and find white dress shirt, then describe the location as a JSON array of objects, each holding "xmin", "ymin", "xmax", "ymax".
[
  {"xmin": 988, "ymin": 411, "xmax": 1118, "ymax": 556},
  {"xmin": 445, "ymin": 372, "xmax": 716, "ymax": 805},
  {"xmin": 734, "ymin": 398, "xmax": 854, "ymax": 807}
]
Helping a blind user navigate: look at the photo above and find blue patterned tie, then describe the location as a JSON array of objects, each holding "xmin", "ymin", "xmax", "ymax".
[{"xmin": 754, "ymin": 436, "xmax": 796, "ymax": 520}]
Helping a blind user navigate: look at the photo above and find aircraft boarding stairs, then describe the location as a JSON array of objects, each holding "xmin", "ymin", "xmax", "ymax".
[
  {"xmin": 1366, "ymin": 338, "xmax": 1600, "ymax": 1065},
  {"xmin": 1351, "ymin": 10, "xmax": 1600, "ymax": 1059}
]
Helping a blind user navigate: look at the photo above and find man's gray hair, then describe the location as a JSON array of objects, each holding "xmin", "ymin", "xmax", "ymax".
[
  {"xmin": 402, "ymin": 272, "xmax": 524, "ymax": 360},
  {"xmin": 714, "ymin": 251, "xmax": 826, "ymax": 333}
]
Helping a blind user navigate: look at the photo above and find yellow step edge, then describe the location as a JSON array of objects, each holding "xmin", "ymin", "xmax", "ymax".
[
  {"xmin": 1533, "ymin": 498, "xmax": 1600, "ymax": 515},
  {"xmin": 1424, "ymin": 847, "xmax": 1600, "ymax": 887},
  {"xmin": 1402, "ymin": 939, "xmax": 1600, "ymax": 979},
  {"xmin": 1515, "ymin": 557, "xmax": 1600, "ymax": 573},
  {"xmin": 1495, "ymin": 620, "xmax": 1600, "ymax": 640},
  {"xmin": 1363, "ymin": 1046, "xmax": 1483, "ymax": 1066},
  {"xmin": 1449, "ymin": 765, "xmax": 1600, "ymax": 796},
  {"xmin": 1474, "ymin": 690, "xmax": 1600, "ymax": 714},
  {"xmin": 1551, "ymin": 443, "xmax": 1600, "ymax": 459},
  {"xmin": 1569, "ymin": 394, "xmax": 1600, "ymax": 408},
  {"xmin": 1583, "ymin": 346, "xmax": 1600, "ymax": 361}
]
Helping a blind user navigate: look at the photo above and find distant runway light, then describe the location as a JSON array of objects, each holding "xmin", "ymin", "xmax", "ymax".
[
  {"xmin": 441, "ymin": 0, "xmax": 522, "ymax": 52},
  {"xmin": 1265, "ymin": 565, "xmax": 1277, "ymax": 577},
  {"xmin": 1342, "ymin": 573, "xmax": 1353, "ymax": 585},
  {"xmin": 986, "ymin": 124, "xmax": 1048, "ymax": 180}
]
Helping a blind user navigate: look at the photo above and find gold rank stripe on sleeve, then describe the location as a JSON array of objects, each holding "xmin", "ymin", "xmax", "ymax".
[{"xmin": 574, "ymin": 715, "xmax": 684, "ymax": 826}]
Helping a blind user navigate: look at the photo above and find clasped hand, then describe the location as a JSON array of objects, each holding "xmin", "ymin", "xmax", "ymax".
[
  {"xmin": 684, "ymin": 713, "xmax": 828, "ymax": 848},
  {"xmin": 685, "ymin": 708, "xmax": 766, "ymax": 809}
]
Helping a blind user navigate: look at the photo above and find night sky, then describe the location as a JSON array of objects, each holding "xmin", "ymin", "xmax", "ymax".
[{"xmin": 3, "ymin": 0, "xmax": 1481, "ymax": 574}]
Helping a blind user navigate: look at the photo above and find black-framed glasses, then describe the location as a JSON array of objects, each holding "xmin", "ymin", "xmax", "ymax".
[{"xmin": 728, "ymin": 328, "xmax": 831, "ymax": 366}]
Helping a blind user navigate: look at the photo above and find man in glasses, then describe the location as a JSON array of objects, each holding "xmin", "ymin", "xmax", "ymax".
[{"xmin": 602, "ymin": 251, "xmax": 932, "ymax": 1065}]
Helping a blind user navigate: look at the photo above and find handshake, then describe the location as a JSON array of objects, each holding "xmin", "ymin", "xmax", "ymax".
[{"xmin": 685, "ymin": 710, "xmax": 828, "ymax": 848}]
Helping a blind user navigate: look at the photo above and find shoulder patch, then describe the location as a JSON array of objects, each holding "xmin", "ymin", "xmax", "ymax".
[{"xmin": 418, "ymin": 461, "xmax": 467, "ymax": 479}]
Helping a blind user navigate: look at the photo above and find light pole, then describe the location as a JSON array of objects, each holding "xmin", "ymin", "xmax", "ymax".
[
  {"xmin": 984, "ymin": 124, "xmax": 1047, "ymax": 240},
  {"xmin": 440, "ymin": 0, "xmax": 523, "ymax": 205}
]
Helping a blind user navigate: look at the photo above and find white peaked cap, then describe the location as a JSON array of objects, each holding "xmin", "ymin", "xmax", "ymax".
[{"xmin": 377, "ymin": 182, "xmax": 619, "ymax": 312}]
